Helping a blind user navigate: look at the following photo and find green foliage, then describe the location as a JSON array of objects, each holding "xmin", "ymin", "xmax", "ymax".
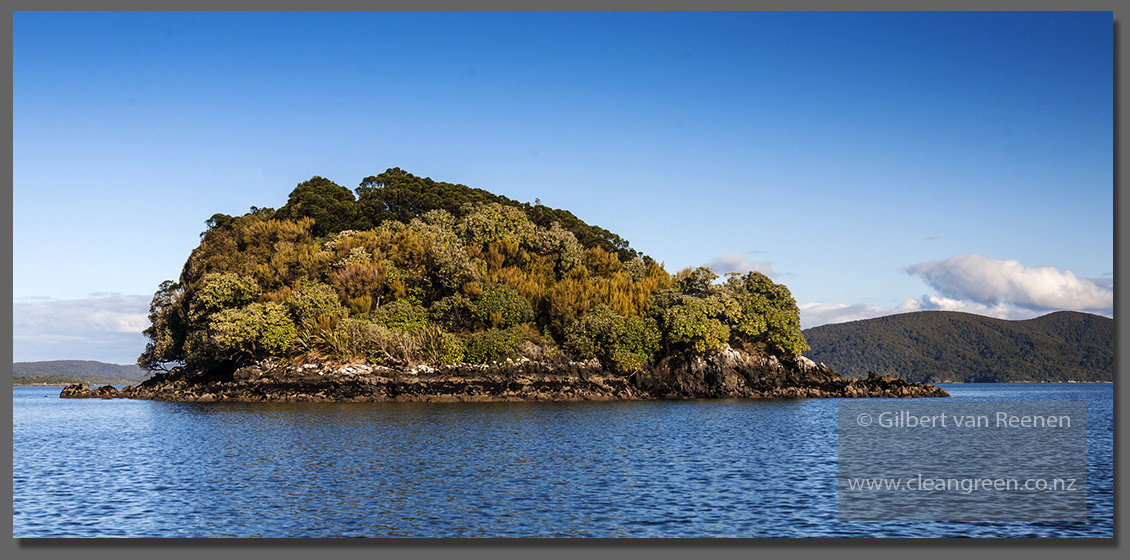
[
  {"xmin": 277, "ymin": 176, "xmax": 368, "ymax": 237},
  {"xmin": 429, "ymin": 293, "xmax": 473, "ymax": 331},
  {"xmin": 470, "ymin": 282, "xmax": 534, "ymax": 329},
  {"xmin": 139, "ymin": 280, "xmax": 187, "ymax": 372},
  {"xmin": 564, "ymin": 305, "xmax": 659, "ymax": 373},
  {"xmin": 415, "ymin": 324, "xmax": 465, "ymax": 365},
  {"xmin": 648, "ymin": 269, "xmax": 808, "ymax": 358},
  {"xmin": 535, "ymin": 221, "xmax": 584, "ymax": 274},
  {"xmin": 189, "ymin": 273, "xmax": 260, "ymax": 320},
  {"xmin": 803, "ymin": 310, "xmax": 1114, "ymax": 383},
  {"xmin": 721, "ymin": 271, "xmax": 808, "ymax": 357},
  {"xmin": 355, "ymin": 168, "xmax": 637, "ymax": 260},
  {"xmin": 139, "ymin": 169, "xmax": 819, "ymax": 374},
  {"xmin": 674, "ymin": 266, "xmax": 718, "ymax": 297},
  {"xmin": 621, "ymin": 257, "xmax": 648, "ymax": 281},
  {"xmin": 463, "ymin": 326, "xmax": 529, "ymax": 363},
  {"xmin": 460, "ymin": 202, "xmax": 537, "ymax": 246},
  {"xmin": 366, "ymin": 322, "xmax": 418, "ymax": 364},
  {"xmin": 182, "ymin": 214, "xmax": 320, "ymax": 292},
  {"xmin": 653, "ymin": 291, "xmax": 732, "ymax": 355},
  {"xmin": 205, "ymin": 303, "xmax": 297, "ymax": 363},
  {"xmin": 286, "ymin": 280, "xmax": 347, "ymax": 326},
  {"xmin": 525, "ymin": 203, "xmax": 638, "ymax": 262},
  {"xmin": 294, "ymin": 315, "xmax": 371, "ymax": 362},
  {"xmin": 373, "ymin": 299, "xmax": 429, "ymax": 334},
  {"xmin": 356, "ymin": 167, "xmax": 512, "ymax": 224},
  {"xmin": 204, "ymin": 213, "xmax": 234, "ymax": 233}
]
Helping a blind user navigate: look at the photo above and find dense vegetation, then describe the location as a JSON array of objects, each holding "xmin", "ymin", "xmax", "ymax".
[
  {"xmin": 802, "ymin": 311, "xmax": 1113, "ymax": 383},
  {"xmin": 13, "ymin": 360, "xmax": 150, "ymax": 386},
  {"xmin": 139, "ymin": 169, "xmax": 808, "ymax": 376}
]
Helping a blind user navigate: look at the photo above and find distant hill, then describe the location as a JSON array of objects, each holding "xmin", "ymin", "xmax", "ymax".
[
  {"xmin": 12, "ymin": 360, "xmax": 152, "ymax": 386},
  {"xmin": 802, "ymin": 311, "xmax": 1113, "ymax": 383}
]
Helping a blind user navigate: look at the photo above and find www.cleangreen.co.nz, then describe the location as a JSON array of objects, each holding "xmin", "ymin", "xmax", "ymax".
[{"xmin": 845, "ymin": 475, "xmax": 1080, "ymax": 495}]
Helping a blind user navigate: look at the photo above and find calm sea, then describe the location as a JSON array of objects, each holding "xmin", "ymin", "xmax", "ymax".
[{"xmin": 12, "ymin": 383, "xmax": 1113, "ymax": 538}]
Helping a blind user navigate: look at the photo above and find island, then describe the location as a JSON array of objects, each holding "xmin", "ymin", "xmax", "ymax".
[{"xmin": 62, "ymin": 168, "xmax": 947, "ymax": 402}]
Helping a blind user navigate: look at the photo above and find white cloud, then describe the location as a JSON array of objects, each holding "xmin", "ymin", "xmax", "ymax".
[
  {"xmin": 802, "ymin": 254, "xmax": 1113, "ymax": 330},
  {"xmin": 800, "ymin": 300, "xmax": 922, "ymax": 329},
  {"xmin": 704, "ymin": 253, "xmax": 775, "ymax": 277},
  {"xmin": 906, "ymin": 254, "xmax": 1113, "ymax": 313},
  {"xmin": 13, "ymin": 294, "xmax": 151, "ymax": 363},
  {"xmin": 800, "ymin": 295, "xmax": 1056, "ymax": 330},
  {"xmin": 909, "ymin": 295, "xmax": 1048, "ymax": 321}
]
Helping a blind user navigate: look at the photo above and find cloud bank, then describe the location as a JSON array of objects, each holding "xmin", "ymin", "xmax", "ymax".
[
  {"xmin": 801, "ymin": 254, "xmax": 1113, "ymax": 329},
  {"xmin": 13, "ymin": 293, "xmax": 151, "ymax": 364},
  {"xmin": 906, "ymin": 254, "xmax": 1113, "ymax": 313},
  {"xmin": 704, "ymin": 253, "xmax": 775, "ymax": 277}
]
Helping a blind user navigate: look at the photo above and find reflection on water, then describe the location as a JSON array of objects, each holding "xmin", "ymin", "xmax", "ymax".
[{"xmin": 13, "ymin": 383, "xmax": 1112, "ymax": 537}]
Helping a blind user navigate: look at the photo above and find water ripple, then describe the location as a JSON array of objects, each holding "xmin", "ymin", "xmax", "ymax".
[{"xmin": 13, "ymin": 384, "xmax": 1113, "ymax": 538}]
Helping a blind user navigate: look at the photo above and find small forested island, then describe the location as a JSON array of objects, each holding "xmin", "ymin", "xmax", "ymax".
[{"xmin": 62, "ymin": 168, "xmax": 946, "ymax": 402}]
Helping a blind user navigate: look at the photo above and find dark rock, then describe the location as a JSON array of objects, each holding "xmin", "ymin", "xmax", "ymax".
[
  {"xmin": 60, "ymin": 347, "xmax": 948, "ymax": 402},
  {"xmin": 59, "ymin": 383, "xmax": 130, "ymax": 399},
  {"xmin": 59, "ymin": 383, "xmax": 91, "ymax": 398}
]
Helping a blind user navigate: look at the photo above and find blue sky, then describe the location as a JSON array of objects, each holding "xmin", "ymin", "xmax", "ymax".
[{"xmin": 12, "ymin": 11, "xmax": 1114, "ymax": 364}]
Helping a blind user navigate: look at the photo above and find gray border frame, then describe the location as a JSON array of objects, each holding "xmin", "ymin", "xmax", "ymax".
[{"xmin": 4, "ymin": 1, "xmax": 1124, "ymax": 559}]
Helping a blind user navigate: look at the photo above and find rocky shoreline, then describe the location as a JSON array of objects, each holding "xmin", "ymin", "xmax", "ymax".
[{"xmin": 59, "ymin": 347, "xmax": 948, "ymax": 402}]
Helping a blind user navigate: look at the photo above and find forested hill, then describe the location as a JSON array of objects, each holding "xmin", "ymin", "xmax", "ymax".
[
  {"xmin": 13, "ymin": 360, "xmax": 150, "ymax": 386},
  {"xmin": 217, "ymin": 168, "xmax": 641, "ymax": 263},
  {"xmin": 137, "ymin": 168, "xmax": 810, "ymax": 377},
  {"xmin": 802, "ymin": 311, "xmax": 1113, "ymax": 383}
]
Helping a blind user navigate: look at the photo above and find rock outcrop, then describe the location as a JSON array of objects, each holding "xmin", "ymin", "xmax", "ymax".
[
  {"xmin": 59, "ymin": 348, "xmax": 948, "ymax": 402},
  {"xmin": 59, "ymin": 383, "xmax": 122, "ymax": 399}
]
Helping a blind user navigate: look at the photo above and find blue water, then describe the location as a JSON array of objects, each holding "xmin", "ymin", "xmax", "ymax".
[{"xmin": 12, "ymin": 383, "xmax": 1113, "ymax": 538}]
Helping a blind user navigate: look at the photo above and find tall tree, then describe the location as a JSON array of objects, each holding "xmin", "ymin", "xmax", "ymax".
[{"xmin": 278, "ymin": 176, "xmax": 367, "ymax": 237}]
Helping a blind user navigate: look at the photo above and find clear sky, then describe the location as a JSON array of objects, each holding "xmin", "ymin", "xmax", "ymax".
[{"xmin": 12, "ymin": 11, "xmax": 1114, "ymax": 364}]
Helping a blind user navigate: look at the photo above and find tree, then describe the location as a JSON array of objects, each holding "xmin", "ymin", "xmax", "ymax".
[
  {"xmin": 138, "ymin": 281, "xmax": 187, "ymax": 372},
  {"xmin": 722, "ymin": 271, "xmax": 809, "ymax": 356},
  {"xmin": 277, "ymin": 176, "xmax": 367, "ymax": 237}
]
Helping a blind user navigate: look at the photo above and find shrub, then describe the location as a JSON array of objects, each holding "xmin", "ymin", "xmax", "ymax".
[
  {"xmin": 653, "ymin": 292, "xmax": 731, "ymax": 355},
  {"xmin": 564, "ymin": 304, "xmax": 660, "ymax": 373},
  {"xmin": 189, "ymin": 272, "xmax": 261, "ymax": 320},
  {"xmin": 286, "ymin": 280, "xmax": 347, "ymax": 325},
  {"xmin": 463, "ymin": 326, "xmax": 529, "ymax": 363},
  {"xmin": 205, "ymin": 302, "xmax": 297, "ymax": 362},
  {"xmin": 373, "ymin": 299, "xmax": 429, "ymax": 334},
  {"xmin": 415, "ymin": 324, "xmax": 465, "ymax": 365},
  {"xmin": 366, "ymin": 322, "xmax": 418, "ymax": 364},
  {"xmin": 470, "ymin": 282, "xmax": 534, "ymax": 329},
  {"xmin": 429, "ymin": 293, "xmax": 473, "ymax": 331},
  {"xmin": 535, "ymin": 221, "xmax": 583, "ymax": 275},
  {"xmin": 621, "ymin": 257, "xmax": 648, "ymax": 281},
  {"xmin": 459, "ymin": 202, "xmax": 537, "ymax": 246},
  {"xmin": 328, "ymin": 318, "xmax": 372, "ymax": 361}
]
